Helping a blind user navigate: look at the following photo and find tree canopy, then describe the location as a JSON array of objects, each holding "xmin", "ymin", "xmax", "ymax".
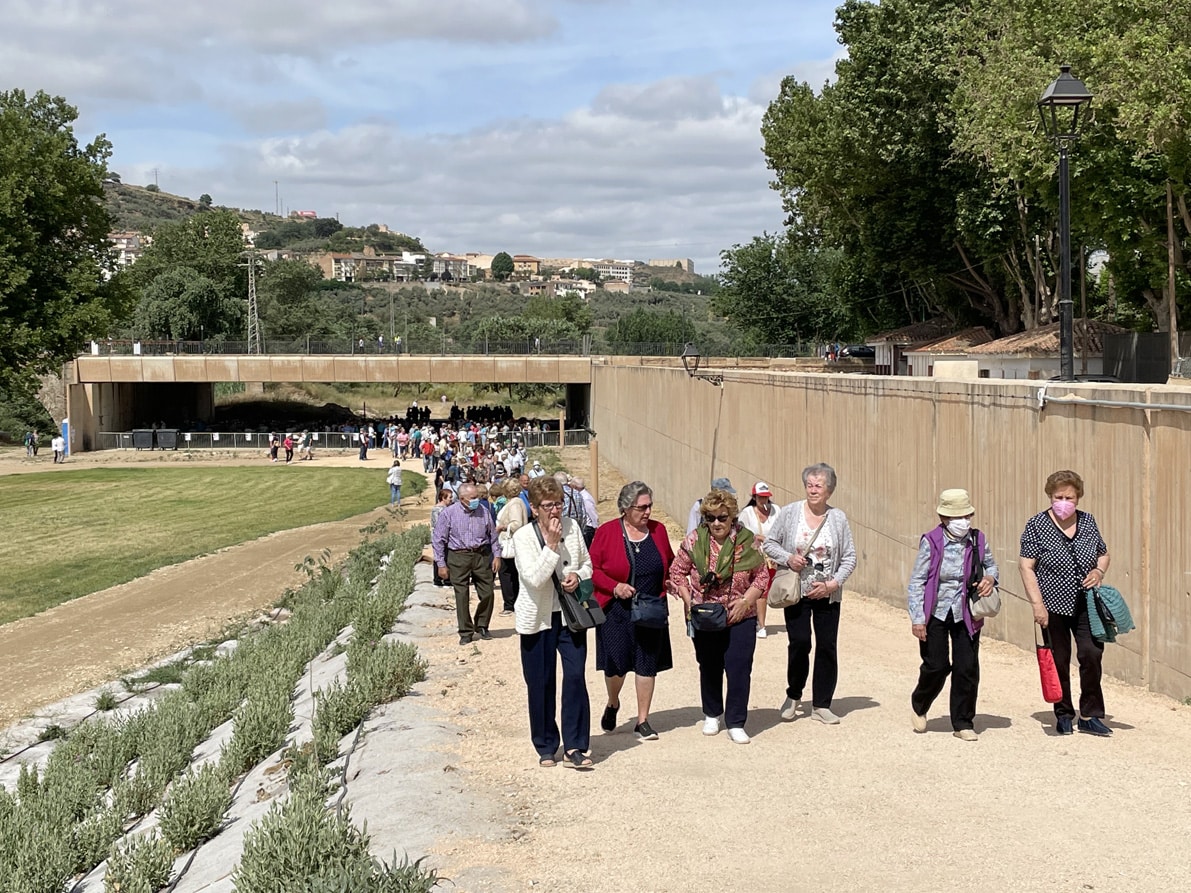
[
  {"xmin": 491, "ymin": 252, "xmax": 514, "ymax": 281},
  {"xmin": 0, "ymin": 90, "xmax": 130, "ymax": 382}
]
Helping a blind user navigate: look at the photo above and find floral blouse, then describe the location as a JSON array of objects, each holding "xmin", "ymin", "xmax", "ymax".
[{"xmin": 668, "ymin": 525, "xmax": 771, "ymax": 620}]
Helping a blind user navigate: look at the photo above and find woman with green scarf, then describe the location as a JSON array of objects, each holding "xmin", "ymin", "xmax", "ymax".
[{"xmin": 668, "ymin": 488, "xmax": 770, "ymax": 744}]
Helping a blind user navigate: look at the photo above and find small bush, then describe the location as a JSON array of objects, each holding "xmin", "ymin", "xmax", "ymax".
[
  {"xmin": 158, "ymin": 763, "xmax": 232, "ymax": 853},
  {"xmin": 104, "ymin": 831, "xmax": 175, "ymax": 893},
  {"xmin": 221, "ymin": 680, "xmax": 293, "ymax": 778},
  {"xmin": 37, "ymin": 724, "xmax": 65, "ymax": 742},
  {"xmin": 72, "ymin": 805, "xmax": 126, "ymax": 875},
  {"xmin": 95, "ymin": 690, "xmax": 119, "ymax": 711}
]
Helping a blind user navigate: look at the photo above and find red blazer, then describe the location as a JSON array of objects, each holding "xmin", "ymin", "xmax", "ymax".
[{"xmin": 589, "ymin": 518, "xmax": 675, "ymax": 609}]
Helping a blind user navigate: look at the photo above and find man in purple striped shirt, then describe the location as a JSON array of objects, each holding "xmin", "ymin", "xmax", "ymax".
[{"xmin": 432, "ymin": 483, "xmax": 502, "ymax": 644}]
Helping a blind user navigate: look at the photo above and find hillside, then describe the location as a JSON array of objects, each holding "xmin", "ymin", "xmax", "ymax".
[{"xmin": 103, "ymin": 181, "xmax": 285, "ymax": 233}]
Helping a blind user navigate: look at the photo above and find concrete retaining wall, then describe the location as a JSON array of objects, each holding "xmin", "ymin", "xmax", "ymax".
[{"xmin": 592, "ymin": 361, "xmax": 1191, "ymax": 701}]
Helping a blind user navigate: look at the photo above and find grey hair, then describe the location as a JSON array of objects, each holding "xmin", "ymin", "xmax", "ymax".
[
  {"xmin": 802, "ymin": 463, "xmax": 838, "ymax": 492},
  {"xmin": 617, "ymin": 481, "xmax": 653, "ymax": 514},
  {"xmin": 553, "ymin": 471, "xmax": 570, "ymax": 486}
]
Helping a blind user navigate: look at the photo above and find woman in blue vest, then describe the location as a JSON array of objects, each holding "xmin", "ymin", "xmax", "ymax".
[{"xmin": 906, "ymin": 489, "xmax": 999, "ymax": 741}]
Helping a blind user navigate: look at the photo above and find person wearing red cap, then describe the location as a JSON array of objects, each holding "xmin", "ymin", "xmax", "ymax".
[{"xmin": 739, "ymin": 481, "xmax": 782, "ymax": 638}]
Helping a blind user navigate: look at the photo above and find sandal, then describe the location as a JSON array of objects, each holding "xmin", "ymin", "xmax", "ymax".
[
  {"xmin": 564, "ymin": 750, "xmax": 594, "ymax": 770},
  {"xmin": 538, "ymin": 755, "xmax": 557, "ymax": 768}
]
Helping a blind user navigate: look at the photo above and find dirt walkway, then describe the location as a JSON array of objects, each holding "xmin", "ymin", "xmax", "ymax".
[{"xmin": 4, "ymin": 448, "xmax": 1191, "ymax": 891}]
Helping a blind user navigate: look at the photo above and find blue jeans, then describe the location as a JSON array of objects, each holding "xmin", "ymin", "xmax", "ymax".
[
  {"xmin": 389, "ymin": 484, "xmax": 402, "ymax": 505},
  {"xmin": 519, "ymin": 612, "xmax": 590, "ymax": 758}
]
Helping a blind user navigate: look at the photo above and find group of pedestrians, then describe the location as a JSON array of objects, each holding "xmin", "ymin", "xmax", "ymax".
[{"xmin": 427, "ymin": 458, "xmax": 1117, "ymax": 767}]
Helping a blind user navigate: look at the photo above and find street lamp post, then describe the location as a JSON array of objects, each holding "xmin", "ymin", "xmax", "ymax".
[
  {"xmin": 680, "ymin": 343, "xmax": 725, "ymax": 483},
  {"xmin": 1038, "ymin": 64, "xmax": 1093, "ymax": 382}
]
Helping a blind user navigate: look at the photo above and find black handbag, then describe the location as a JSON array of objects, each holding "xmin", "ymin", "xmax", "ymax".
[
  {"xmin": 689, "ymin": 602, "xmax": 727, "ymax": 632},
  {"xmin": 624, "ymin": 521, "xmax": 669, "ymax": 629},
  {"xmin": 534, "ymin": 522, "xmax": 604, "ymax": 632}
]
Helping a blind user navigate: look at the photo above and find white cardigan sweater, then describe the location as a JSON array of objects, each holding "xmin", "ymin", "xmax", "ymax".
[{"xmin": 511, "ymin": 517, "xmax": 593, "ymax": 634}]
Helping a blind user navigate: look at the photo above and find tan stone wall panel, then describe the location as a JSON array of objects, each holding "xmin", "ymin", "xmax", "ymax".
[
  {"xmin": 592, "ymin": 363, "xmax": 1191, "ymax": 702},
  {"xmin": 269, "ymin": 357, "xmax": 304, "ymax": 382},
  {"xmin": 238, "ymin": 358, "xmax": 272, "ymax": 382},
  {"xmin": 74, "ymin": 358, "xmax": 113, "ymax": 383},
  {"xmin": 172, "ymin": 358, "xmax": 207, "ymax": 382},
  {"xmin": 303, "ymin": 356, "xmax": 337, "ymax": 382},
  {"xmin": 107, "ymin": 358, "xmax": 144, "ymax": 382}
]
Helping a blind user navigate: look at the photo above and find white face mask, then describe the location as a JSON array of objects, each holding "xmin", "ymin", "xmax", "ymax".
[{"xmin": 945, "ymin": 518, "xmax": 972, "ymax": 538}]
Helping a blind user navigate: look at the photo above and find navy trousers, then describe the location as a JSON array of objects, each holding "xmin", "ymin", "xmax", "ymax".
[
  {"xmin": 519, "ymin": 612, "xmax": 590, "ymax": 758},
  {"xmin": 910, "ymin": 613, "xmax": 980, "ymax": 731},
  {"xmin": 692, "ymin": 617, "xmax": 757, "ymax": 729}
]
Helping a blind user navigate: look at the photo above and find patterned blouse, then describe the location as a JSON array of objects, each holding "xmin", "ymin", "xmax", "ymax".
[
  {"xmin": 668, "ymin": 526, "xmax": 771, "ymax": 620},
  {"xmin": 1019, "ymin": 510, "xmax": 1107, "ymax": 616}
]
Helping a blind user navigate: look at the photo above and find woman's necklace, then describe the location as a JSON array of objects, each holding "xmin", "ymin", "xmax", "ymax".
[{"xmin": 626, "ymin": 524, "xmax": 648, "ymax": 552}]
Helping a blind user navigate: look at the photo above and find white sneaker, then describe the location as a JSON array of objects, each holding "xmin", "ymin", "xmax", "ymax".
[
  {"xmin": 779, "ymin": 697, "xmax": 799, "ymax": 721},
  {"xmin": 701, "ymin": 715, "xmax": 722, "ymax": 736},
  {"xmin": 953, "ymin": 729, "xmax": 978, "ymax": 742},
  {"xmin": 812, "ymin": 707, "xmax": 841, "ymax": 725},
  {"xmin": 726, "ymin": 727, "xmax": 750, "ymax": 745},
  {"xmin": 912, "ymin": 712, "xmax": 928, "ymax": 733},
  {"xmin": 756, "ymin": 627, "xmax": 768, "ymax": 639}
]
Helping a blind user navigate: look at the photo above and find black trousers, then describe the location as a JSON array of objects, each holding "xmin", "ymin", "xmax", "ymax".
[
  {"xmin": 910, "ymin": 613, "xmax": 980, "ymax": 731},
  {"xmin": 784, "ymin": 599, "xmax": 840, "ymax": 708},
  {"xmin": 1048, "ymin": 597, "xmax": 1105, "ymax": 719},
  {"xmin": 498, "ymin": 557, "xmax": 520, "ymax": 612},
  {"xmin": 692, "ymin": 618, "xmax": 757, "ymax": 729},
  {"xmin": 520, "ymin": 612, "xmax": 589, "ymax": 758}
]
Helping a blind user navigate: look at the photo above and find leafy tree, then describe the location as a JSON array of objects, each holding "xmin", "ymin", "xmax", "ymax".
[
  {"xmin": 199, "ymin": 193, "xmax": 213, "ymax": 207},
  {"xmin": 145, "ymin": 183, "xmax": 159, "ymax": 192},
  {"xmin": 571, "ymin": 266, "xmax": 600, "ymax": 282},
  {"xmin": 0, "ymin": 89, "xmax": 131, "ymax": 382},
  {"xmin": 257, "ymin": 259, "xmax": 326, "ymax": 340},
  {"xmin": 491, "ymin": 252, "xmax": 514, "ymax": 281},
  {"xmin": 132, "ymin": 267, "xmax": 240, "ymax": 340},
  {"xmin": 606, "ymin": 309, "xmax": 695, "ymax": 350},
  {"xmin": 312, "ymin": 217, "xmax": 342, "ymax": 238},
  {"xmin": 523, "ymin": 292, "xmax": 592, "ymax": 332}
]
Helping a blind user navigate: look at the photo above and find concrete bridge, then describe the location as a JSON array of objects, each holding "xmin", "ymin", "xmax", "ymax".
[{"xmin": 64, "ymin": 353, "xmax": 594, "ymax": 449}]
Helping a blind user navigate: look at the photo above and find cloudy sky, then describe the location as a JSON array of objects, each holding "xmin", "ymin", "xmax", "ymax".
[{"xmin": 5, "ymin": 0, "xmax": 844, "ymax": 273}]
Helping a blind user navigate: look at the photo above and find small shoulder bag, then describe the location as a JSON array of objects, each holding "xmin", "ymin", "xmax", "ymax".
[
  {"xmin": 966, "ymin": 530, "xmax": 1001, "ymax": 619},
  {"xmin": 533, "ymin": 521, "xmax": 604, "ymax": 632},
  {"xmin": 625, "ymin": 522, "xmax": 669, "ymax": 629},
  {"xmin": 769, "ymin": 511, "xmax": 825, "ymax": 610}
]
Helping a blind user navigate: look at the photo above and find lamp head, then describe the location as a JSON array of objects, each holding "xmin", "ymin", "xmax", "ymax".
[
  {"xmin": 1038, "ymin": 65, "xmax": 1093, "ymax": 143},
  {"xmin": 681, "ymin": 342, "xmax": 701, "ymax": 376}
]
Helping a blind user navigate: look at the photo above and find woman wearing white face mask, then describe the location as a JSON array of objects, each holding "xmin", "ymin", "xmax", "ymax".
[
  {"xmin": 906, "ymin": 489, "xmax": 999, "ymax": 741},
  {"xmin": 1018, "ymin": 470, "xmax": 1112, "ymax": 737}
]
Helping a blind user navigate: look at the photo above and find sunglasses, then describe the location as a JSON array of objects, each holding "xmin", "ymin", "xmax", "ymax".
[
  {"xmin": 702, "ymin": 513, "xmax": 731, "ymax": 523},
  {"xmin": 631, "ymin": 503, "xmax": 653, "ymax": 512}
]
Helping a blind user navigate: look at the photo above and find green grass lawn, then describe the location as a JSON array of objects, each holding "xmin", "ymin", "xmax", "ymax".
[{"xmin": 0, "ymin": 466, "xmax": 426, "ymax": 625}]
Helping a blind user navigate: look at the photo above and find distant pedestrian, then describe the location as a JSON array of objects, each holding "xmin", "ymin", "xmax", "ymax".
[
  {"xmin": 386, "ymin": 459, "xmax": 403, "ymax": 506},
  {"xmin": 283, "ymin": 434, "xmax": 294, "ymax": 464},
  {"xmin": 358, "ymin": 428, "xmax": 370, "ymax": 461},
  {"xmin": 298, "ymin": 431, "xmax": 312, "ymax": 460},
  {"xmin": 269, "ymin": 433, "xmax": 280, "ymax": 463},
  {"xmin": 51, "ymin": 433, "xmax": 66, "ymax": 463},
  {"xmin": 23, "ymin": 430, "xmax": 34, "ymax": 457},
  {"xmin": 30, "ymin": 430, "xmax": 39, "ymax": 457},
  {"xmin": 378, "ymin": 334, "xmax": 385, "ymax": 352}
]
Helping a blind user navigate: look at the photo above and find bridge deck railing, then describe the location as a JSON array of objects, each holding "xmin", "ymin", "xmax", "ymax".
[{"xmin": 92, "ymin": 429, "xmax": 591, "ymax": 452}]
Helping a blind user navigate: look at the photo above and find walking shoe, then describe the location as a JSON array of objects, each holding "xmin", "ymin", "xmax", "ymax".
[
  {"xmin": 953, "ymin": 729, "xmax": 978, "ymax": 742},
  {"xmin": 476, "ymin": 628, "xmax": 492, "ymax": 640},
  {"xmin": 701, "ymin": 715, "xmax": 722, "ymax": 736},
  {"xmin": 458, "ymin": 635, "xmax": 473, "ymax": 646},
  {"xmin": 912, "ymin": 712, "xmax": 928, "ymax": 733},
  {"xmin": 726, "ymin": 727, "xmax": 751, "ymax": 745},
  {"xmin": 812, "ymin": 707, "xmax": 841, "ymax": 725},
  {"xmin": 1055, "ymin": 716, "xmax": 1074, "ymax": 735},
  {"xmin": 779, "ymin": 698, "xmax": 799, "ymax": 721},
  {"xmin": 499, "ymin": 608, "xmax": 514, "ymax": 615},
  {"xmin": 756, "ymin": 627, "xmax": 768, "ymax": 639},
  {"xmin": 634, "ymin": 720, "xmax": 659, "ymax": 741},
  {"xmin": 600, "ymin": 704, "xmax": 619, "ymax": 732},
  {"xmin": 1077, "ymin": 717, "xmax": 1113, "ymax": 737}
]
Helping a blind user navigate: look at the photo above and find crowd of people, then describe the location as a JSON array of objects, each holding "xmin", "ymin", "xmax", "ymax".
[{"xmin": 426, "ymin": 461, "xmax": 1116, "ymax": 768}]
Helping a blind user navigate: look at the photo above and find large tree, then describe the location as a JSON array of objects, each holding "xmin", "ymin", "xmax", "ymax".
[
  {"xmin": 491, "ymin": 252, "xmax": 514, "ymax": 281},
  {"xmin": 0, "ymin": 90, "xmax": 130, "ymax": 381}
]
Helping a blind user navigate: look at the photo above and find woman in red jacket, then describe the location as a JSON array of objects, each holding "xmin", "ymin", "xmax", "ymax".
[{"xmin": 589, "ymin": 481, "xmax": 675, "ymax": 741}]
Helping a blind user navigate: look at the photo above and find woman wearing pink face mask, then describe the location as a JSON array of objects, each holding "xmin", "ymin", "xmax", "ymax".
[{"xmin": 1018, "ymin": 470, "xmax": 1112, "ymax": 737}]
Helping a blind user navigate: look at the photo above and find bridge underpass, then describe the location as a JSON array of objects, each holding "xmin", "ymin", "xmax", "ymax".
[{"xmin": 64, "ymin": 354, "xmax": 593, "ymax": 451}]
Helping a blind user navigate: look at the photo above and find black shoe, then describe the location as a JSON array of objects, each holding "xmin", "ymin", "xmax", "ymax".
[
  {"xmin": 600, "ymin": 704, "xmax": 618, "ymax": 732},
  {"xmin": 459, "ymin": 635, "xmax": 473, "ymax": 646},
  {"xmin": 1055, "ymin": 715, "xmax": 1074, "ymax": 735},
  {"xmin": 1077, "ymin": 717, "xmax": 1113, "ymax": 737},
  {"xmin": 634, "ymin": 720, "xmax": 658, "ymax": 741},
  {"xmin": 476, "ymin": 628, "xmax": 492, "ymax": 640}
]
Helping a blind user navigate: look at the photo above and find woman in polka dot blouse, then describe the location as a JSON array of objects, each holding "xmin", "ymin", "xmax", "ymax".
[{"xmin": 1018, "ymin": 470, "xmax": 1112, "ymax": 737}]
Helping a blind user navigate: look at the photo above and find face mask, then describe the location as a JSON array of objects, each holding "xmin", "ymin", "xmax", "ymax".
[
  {"xmin": 467, "ymin": 498, "xmax": 481, "ymax": 511},
  {"xmin": 945, "ymin": 518, "xmax": 971, "ymax": 538},
  {"xmin": 1051, "ymin": 498, "xmax": 1076, "ymax": 520},
  {"xmin": 494, "ymin": 496, "xmax": 507, "ymax": 511}
]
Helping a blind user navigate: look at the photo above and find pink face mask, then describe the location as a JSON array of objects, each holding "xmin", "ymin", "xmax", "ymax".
[{"xmin": 1051, "ymin": 498, "xmax": 1077, "ymax": 520}]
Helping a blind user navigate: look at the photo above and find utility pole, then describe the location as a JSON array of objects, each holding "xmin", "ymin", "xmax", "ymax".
[
  {"xmin": 152, "ymin": 168, "xmax": 159, "ymax": 188},
  {"xmin": 274, "ymin": 180, "xmax": 279, "ymax": 217},
  {"xmin": 240, "ymin": 252, "xmax": 262, "ymax": 354}
]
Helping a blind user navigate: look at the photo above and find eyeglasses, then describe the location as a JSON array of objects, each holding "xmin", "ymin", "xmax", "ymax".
[
  {"xmin": 702, "ymin": 513, "xmax": 731, "ymax": 523},
  {"xmin": 630, "ymin": 503, "xmax": 653, "ymax": 512},
  {"xmin": 538, "ymin": 501, "xmax": 565, "ymax": 510}
]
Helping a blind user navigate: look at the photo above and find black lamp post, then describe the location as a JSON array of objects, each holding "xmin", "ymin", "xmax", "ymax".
[
  {"xmin": 1038, "ymin": 64, "xmax": 1093, "ymax": 382},
  {"xmin": 681, "ymin": 342, "xmax": 723, "ymax": 385}
]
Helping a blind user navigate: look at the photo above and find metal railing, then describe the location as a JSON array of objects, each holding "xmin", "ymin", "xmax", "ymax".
[
  {"xmin": 91, "ymin": 428, "xmax": 591, "ymax": 452},
  {"xmin": 82, "ymin": 339, "xmax": 814, "ymax": 359}
]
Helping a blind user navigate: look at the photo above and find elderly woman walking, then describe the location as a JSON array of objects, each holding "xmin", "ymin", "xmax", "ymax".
[
  {"xmin": 589, "ymin": 481, "xmax": 675, "ymax": 741},
  {"xmin": 1019, "ymin": 470, "xmax": 1113, "ymax": 737},
  {"xmin": 512, "ymin": 476, "xmax": 595, "ymax": 768},
  {"xmin": 762, "ymin": 463, "xmax": 857, "ymax": 724},
  {"xmin": 906, "ymin": 489, "xmax": 999, "ymax": 741},
  {"xmin": 669, "ymin": 489, "xmax": 770, "ymax": 744}
]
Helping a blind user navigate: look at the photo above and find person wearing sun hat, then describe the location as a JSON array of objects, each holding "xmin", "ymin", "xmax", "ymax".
[
  {"xmin": 739, "ymin": 481, "xmax": 783, "ymax": 638},
  {"xmin": 906, "ymin": 488, "xmax": 999, "ymax": 741}
]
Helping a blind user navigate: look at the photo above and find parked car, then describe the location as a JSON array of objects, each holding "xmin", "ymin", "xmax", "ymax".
[{"xmin": 839, "ymin": 344, "xmax": 875, "ymax": 358}]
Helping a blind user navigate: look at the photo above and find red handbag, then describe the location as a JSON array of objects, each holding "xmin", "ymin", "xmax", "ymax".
[{"xmin": 1036, "ymin": 624, "xmax": 1063, "ymax": 703}]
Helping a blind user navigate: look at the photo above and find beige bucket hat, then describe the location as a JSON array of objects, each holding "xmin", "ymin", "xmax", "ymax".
[{"xmin": 936, "ymin": 488, "xmax": 975, "ymax": 517}]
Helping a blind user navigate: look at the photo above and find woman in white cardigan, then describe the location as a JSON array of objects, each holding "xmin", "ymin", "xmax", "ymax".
[
  {"xmin": 512, "ymin": 476, "xmax": 595, "ymax": 768},
  {"xmin": 762, "ymin": 463, "xmax": 857, "ymax": 725}
]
